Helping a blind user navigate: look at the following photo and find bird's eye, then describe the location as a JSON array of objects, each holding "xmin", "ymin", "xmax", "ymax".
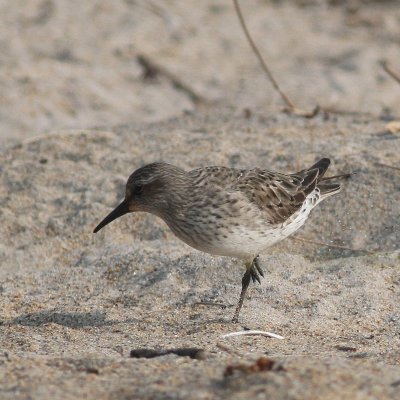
[{"xmin": 133, "ymin": 185, "xmax": 143, "ymax": 196}]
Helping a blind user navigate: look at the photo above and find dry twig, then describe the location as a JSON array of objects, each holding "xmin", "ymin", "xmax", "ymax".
[
  {"xmin": 375, "ymin": 162, "xmax": 400, "ymax": 172},
  {"xmin": 381, "ymin": 60, "xmax": 400, "ymax": 86},
  {"xmin": 233, "ymin": 0, "xmax": 318, "ymax": 118},
  {"xmin": 137, "ymin": 54, "xmax": 208, "ymax": 105}
]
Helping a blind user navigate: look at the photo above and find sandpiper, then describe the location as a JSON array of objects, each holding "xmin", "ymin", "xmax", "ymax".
[{"xmin": 94, "ymin": 158, "xmax": 347, "ymax": 322}]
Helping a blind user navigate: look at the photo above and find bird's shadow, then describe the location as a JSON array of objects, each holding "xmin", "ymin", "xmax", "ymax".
[{"xmin": 7, "ymin": 310, "xmax": 137, "ymax": 329}]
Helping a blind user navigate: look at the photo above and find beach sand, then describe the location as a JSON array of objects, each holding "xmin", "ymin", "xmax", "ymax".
[{"xmin": 0, "ymin": 1, "xmax": 399, "ymax": 399}]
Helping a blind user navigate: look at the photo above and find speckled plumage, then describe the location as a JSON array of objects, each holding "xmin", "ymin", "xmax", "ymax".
[{"xmin": 94, "ymin": 158, "xmax": 345, "ymax": 322}]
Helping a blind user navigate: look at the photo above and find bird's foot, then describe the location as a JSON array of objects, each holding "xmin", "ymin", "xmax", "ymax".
[
  {"xmin": 254, "ymin": 256, "xmax": 265, "ymax": 278},
  {"xmin": 249, "ymin": 255, "xmax": 265, "ymax": 284}
]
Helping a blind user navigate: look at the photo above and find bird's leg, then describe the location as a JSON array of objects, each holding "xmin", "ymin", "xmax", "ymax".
[
  {"xmin": 232, "ymin": 255, "xmax": 264, "ymax": 323},
  {"xmin": 232, "ymin": 262, "xmax": 252, "ymax": 323}
]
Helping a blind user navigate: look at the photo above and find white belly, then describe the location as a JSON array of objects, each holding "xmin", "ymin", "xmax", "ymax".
[{"xmin": 194, "ymin": 189, "xmax": 320, "ymax": 260}]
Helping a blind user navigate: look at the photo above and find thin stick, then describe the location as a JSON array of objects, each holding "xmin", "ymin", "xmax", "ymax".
[
  {"xmin": 233, "ymin": 0, "xmax": 294, "ymax": 110},
  {"xmin": 291, "ymin": 236, "xmax": 375, "ymax": 255},
  {"xmin": 381, "ymin": 60, "xmax": 400, "ymax": 86},
  {"xmin": 320, "ymin": 107, "xmax": 374, "ymax": 118},
  {"xmin": 193, "ymin": 301, "xmax": 227, "ymax": 309},
  {"xmin": 233, "ymin": 0, "xmax": 318, "ymax": 117},
  {"xmin": 375, "ymin": 162, "xmax": 400, "ymax": 172},
  {"xmin": 137, "ymin": 54, "xmax": 208, "ymax": 105}
]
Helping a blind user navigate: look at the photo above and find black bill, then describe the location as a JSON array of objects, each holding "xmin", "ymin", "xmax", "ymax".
[{"xmin": 93, "ymin": 200, "xmax": 129, "ymax": 233}]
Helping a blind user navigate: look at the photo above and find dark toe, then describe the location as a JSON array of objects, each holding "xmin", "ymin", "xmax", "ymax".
[
  {"xmin": 254, "ymin": 257, "xmax": 265, "ymax": 277},
  {"xmin": 249, "ymin": 268, "xmax": 261, "ymax": 284}
]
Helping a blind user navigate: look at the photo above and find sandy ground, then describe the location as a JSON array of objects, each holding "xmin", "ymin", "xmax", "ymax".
[
  {"xmin": 1, "ymin": 0, "xmax": 400, "ymax": 144},
  {"xmin": 0, "ymin": 1, "xmax": 400, "ymax": 399}
]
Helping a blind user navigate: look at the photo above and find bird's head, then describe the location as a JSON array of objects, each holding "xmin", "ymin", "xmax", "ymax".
[{"xmin": 93, "ymin": 162, "xmax": 187, "ymax": 233}]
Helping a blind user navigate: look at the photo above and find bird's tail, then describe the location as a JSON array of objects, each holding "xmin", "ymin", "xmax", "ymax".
[
  {"xmin": 300, "ymin": 158, "xmax": 351, "ymax": 199},
  {"xmin": 306, "ymin": 158, "xmax": 331, "ymax": 179},
  {"xmin": 318, "ymin": 182, "xmax": 341, "ymax": 197}
]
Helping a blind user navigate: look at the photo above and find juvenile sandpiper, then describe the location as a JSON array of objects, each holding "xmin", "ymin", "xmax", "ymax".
[{"xmin": 94, "ymin": 158, "xmax": 348, "ymax": 323}]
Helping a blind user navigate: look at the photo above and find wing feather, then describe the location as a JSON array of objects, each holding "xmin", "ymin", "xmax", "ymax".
[{"xmin": 188, "ymin": 159, "xmax": 334, "ymax": 225}]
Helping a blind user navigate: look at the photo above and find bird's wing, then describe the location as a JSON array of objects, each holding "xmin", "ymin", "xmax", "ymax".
[
  {"xmin": 189, "ymin": 166, "xmax": 245, "ymax": 187},
  {"xmin": 189, "ymin": 166, "xmax": 321, "ymax": 225},
  {"xmin": 230, "ymin": 168, "xmax": 321, "ymax": 224}
]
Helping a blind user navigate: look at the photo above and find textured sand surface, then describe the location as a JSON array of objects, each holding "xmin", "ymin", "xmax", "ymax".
[
  {"xmin": 1, "ymin": 1, "xmax": 400, "ymax": 399},
  {"xmin": 0, "ymin": 0, "xmax": 400, "ymax": 144},
  {"xmin": 1, "ymin": 110, "xmax": 399, "ymax": 399}
]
